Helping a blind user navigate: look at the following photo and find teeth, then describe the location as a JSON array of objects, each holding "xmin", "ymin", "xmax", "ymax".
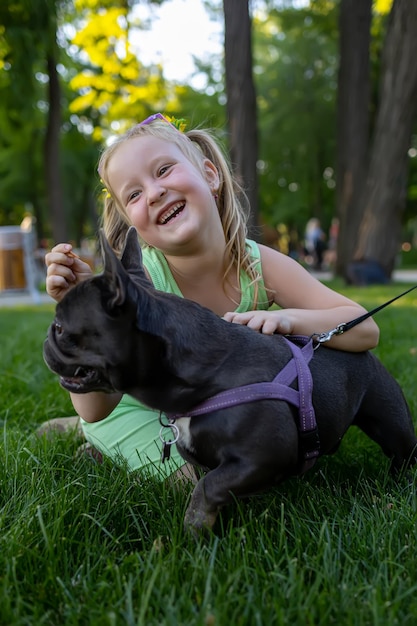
[{"xmin": 158, "ymin": 202, "xmax": 184, "ymax": 225}]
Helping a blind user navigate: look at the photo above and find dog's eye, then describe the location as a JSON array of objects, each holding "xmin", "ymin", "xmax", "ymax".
[{"xmin": 54, "ymin": 321, "xmax": 63, "ymax": 335}]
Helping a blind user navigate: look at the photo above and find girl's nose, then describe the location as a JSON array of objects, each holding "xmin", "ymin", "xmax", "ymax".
[{"xmin": 147, "ymin": 181, "xmax": 167, "ymax": 204}]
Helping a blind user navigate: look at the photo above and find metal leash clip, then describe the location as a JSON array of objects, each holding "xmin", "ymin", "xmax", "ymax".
[
  {"xmin": 159, "ymin": 413, "xmax": 180, "ymax": 463},
  {"xmin": 312, "ymin": 322, "xmax": 347, "ymax": 346}
]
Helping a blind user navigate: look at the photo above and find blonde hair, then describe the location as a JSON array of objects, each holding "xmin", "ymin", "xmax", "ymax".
[{"xmin": 98, "ymin": 120, "xmax": 262, "ymax": 304}]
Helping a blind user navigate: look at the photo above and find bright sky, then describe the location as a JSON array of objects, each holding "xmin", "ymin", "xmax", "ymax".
[
  {"xmin": 132, "ymin": 0, "xmax": 311, "ymax": 86},
  {"xmin": 133, "ymin": 0, "xmax": 223, "ymax": 87}
]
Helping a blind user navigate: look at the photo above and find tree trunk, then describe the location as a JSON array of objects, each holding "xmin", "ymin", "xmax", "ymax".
[
  {"xmin": 335, "ymin": 0, "xmax": 372, "ymax": 277},
  {"xmin": 45, "ymin": 51, "xmax": 67, "ymax": 243},
  {"xmin": 353, "ymin": 0, "xmax": 417, "ymax": 276},
  {"xmin": 223, "ymin": 0, "xmax": 260, "ymax": 239}
]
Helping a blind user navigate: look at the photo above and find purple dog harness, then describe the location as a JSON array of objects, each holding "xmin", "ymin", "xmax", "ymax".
[
  {"xmin": 164, "ymin": 336, "xmax": 320, "ymax": 474},
  {"xmin": 160, "ymin": 285, "xmax": 417, "ymax": 472}
]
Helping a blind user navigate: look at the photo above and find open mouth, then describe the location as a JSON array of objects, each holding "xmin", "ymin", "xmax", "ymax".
[
  {"xmin": 158, "ymin": 202, "xmax": 185, "ymax": 225},
  {"xmin": 59, "ymin": 366, "xmax": 101, "ymax": 393}
]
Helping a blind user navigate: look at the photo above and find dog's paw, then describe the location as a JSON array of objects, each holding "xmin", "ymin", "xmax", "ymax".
[{"xmin": 184, "ymin": 506, "xmax": 218, "ymax": 540}]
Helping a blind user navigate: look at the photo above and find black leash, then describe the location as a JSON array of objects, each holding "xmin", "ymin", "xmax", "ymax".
[{"xmin": 314, "ymin": 284, "xmax": 417, "ymax": 344}]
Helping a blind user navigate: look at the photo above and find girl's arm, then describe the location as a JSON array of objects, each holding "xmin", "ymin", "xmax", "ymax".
[
  {"xmin": 45, "ymin": 243, "xmax": 123, "ymax": 421},
  {"xmin": 224, "ymin": 244, "xmax": 379, "ymax": 352},
  {"xmin": 70, "ymin": 391, "xmax": 123, "ymax": 423}
]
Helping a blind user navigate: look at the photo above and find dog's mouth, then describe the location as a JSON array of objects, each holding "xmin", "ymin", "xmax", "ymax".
[
  {"xmin": 44, "ymin": 328, "xmax": 116, "ymax": 394},
  {"xmin": 58, "ymin": 366, "xmax": 113, "ymax": 394}
]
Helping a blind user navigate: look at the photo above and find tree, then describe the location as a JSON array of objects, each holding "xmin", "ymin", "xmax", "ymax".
[
  {"xmin": 335, "ymin": 0, "xmax": 372, "ymax": 276},
  {"xmin": 223, "ymin": 0, "xmax": 259, "ymax": 237},
  {"xmin": 0, "ymin": 0, "xmax": 71, "ymax": 242},
  {"xmin": 0, "ymin": 2, "xmax": 51, "ymax": 237},
  {"xmin": 353, "ymin": 0, "xmax": 417, "ymax": 276},
  {"xmin": 336, "ymin": 0, "xmax": 417, "ymax": 280},
  {"xmin": 44, "ymin": 3, "xmax": 67, "ymax": 243}
]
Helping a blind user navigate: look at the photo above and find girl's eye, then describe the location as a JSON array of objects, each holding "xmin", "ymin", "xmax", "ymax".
[
  {"xmin": 158, "ymin": 164, "xmax": 172, "ymax": 176},
  {"xmin": 128, "ymin": 190, "xmax": 141, "ymax": 202}
]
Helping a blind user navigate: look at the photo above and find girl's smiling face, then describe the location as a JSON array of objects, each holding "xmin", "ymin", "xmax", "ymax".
[{"xmin": 106, "ymin": 134, "xmax": 220, "ymax": 253}]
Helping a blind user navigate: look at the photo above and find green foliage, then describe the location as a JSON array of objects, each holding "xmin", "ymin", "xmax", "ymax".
[
  {"xmin": 0, "ymin": 0, "xmax": 100, "ymax": 240},
  {"xmin": 0, "ymin": 1, "xmax": 50, "ymax": 227},
  {"xmin": 0, "ymin": 0, "xmax": 415, "ymax": 248},
  {"xmin": 254, "ymin": 4, "xmax": 339, "ymax": 233},
  {"xmin": 1, "ymin": 285, "xmax": 417, "ymax": 624},
  {"xmin": 67, "ymin": 0, "xmax": 175, "ymax": 142}
]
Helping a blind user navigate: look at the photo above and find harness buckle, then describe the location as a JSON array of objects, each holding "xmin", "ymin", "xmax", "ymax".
[{"xmin": 298, "ymin": 427, "xmax": 320, "ymax": 460}]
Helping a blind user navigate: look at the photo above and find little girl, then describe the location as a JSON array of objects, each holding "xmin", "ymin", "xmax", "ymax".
[{"xmin": 45, "ymin": 113, "xmax": 379, "ymax": 480}]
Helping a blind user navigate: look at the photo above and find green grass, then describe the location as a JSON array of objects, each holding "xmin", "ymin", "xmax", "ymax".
[{"xmin": 1, "ymin": 285, "xmax": 417, "ymax": 625}]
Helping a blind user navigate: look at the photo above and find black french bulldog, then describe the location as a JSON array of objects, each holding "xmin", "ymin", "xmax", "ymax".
[{"xmin": 43, "ymin": 227, "xmax": 417, "ymax": 535}]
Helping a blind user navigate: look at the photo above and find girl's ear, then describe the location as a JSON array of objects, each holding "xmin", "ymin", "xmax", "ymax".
[{"xmin": 203, "ymin": 159, "xmax": 220, "ymax": 191}]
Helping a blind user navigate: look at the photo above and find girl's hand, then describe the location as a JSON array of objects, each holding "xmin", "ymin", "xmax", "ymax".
[
  {"xmin": 223, "ymin": 310, "xmax": 293, "ymax": 335},
  {"xmin": 45, "ymin": 244, "xmax": 93, "ymax": 302}
]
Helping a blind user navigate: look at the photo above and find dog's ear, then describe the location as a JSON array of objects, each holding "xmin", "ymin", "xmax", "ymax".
[
  {"xmin": 120, "ymin": 227, "xmax": 152, "ymax": 286},
  {"xmin": 99, "ymin": 229, "xmax": 129, "ymax": 308},
  {"xmin": 120, "ymin": 227, "xmax": 143, "ymax": 269}
]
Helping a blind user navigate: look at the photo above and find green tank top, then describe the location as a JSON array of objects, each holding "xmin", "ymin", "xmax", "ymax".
[{"xmin": 142, "ymin": 239, "xmax": 270, "ymax": 310}]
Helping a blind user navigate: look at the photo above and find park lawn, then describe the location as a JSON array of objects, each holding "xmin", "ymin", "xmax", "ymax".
[{"xmin": 1, "ymin": 283, "xmax": 417, "ymax": 626}]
